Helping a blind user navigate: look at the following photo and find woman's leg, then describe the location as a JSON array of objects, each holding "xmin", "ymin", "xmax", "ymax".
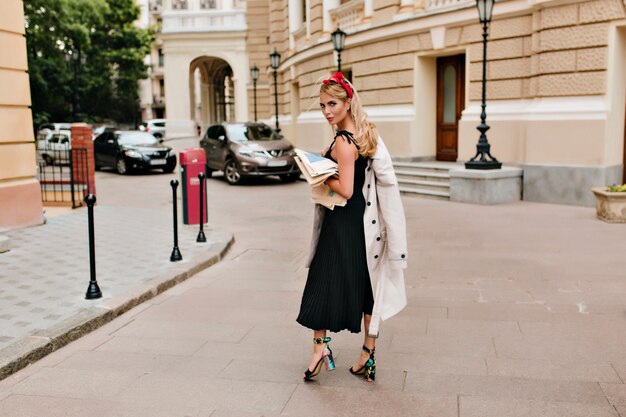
[
  {"xmin": 307, "ymin": 329, "xmax": 327, "ymax": 372},
  {"xmin": 352, "ymin": 314, "xmax": 376, "ymax": 369}
]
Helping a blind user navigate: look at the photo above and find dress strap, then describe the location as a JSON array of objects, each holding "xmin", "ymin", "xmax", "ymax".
[{"xmin": 333, "ymin": 130, "xmax": 360, "ymax": 151}]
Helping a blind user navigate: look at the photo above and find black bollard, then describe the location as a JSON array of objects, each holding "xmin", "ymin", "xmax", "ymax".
[
  {"xmin": 84, "ymin": 194, "xmax": 102, "ymax": 299},
  {"xmin": 196, "ymin": 172, "xmax": 207, "ymax": 243},
  {"xmin": 170, "ymin": 179, "xmax": 183, "ymax": 262}
]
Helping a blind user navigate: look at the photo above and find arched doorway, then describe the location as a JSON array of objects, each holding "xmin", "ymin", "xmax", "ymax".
[{"xmin": 190, "ymin": 56, "xmax": 235, "ymax": 132}]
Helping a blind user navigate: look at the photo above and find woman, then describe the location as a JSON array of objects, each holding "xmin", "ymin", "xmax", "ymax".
[{"xmin": 296, "ymin": 72, "xmax": 408, "ymax": 382}]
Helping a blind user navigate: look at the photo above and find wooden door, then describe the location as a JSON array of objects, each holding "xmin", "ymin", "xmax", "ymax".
[{"xmin": 436, "ymin": 55, "xmax": 466, "ymax": 162}]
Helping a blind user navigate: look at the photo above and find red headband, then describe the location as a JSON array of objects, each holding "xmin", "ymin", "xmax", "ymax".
[{"xmin": 322, "ymin": 72, "xmax": 353, "ymax": 99}]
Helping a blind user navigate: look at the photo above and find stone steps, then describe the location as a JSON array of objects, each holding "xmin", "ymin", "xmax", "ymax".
[{"xmin": 393, "ymin": 161, "xmax": 460, "ymax": 200}]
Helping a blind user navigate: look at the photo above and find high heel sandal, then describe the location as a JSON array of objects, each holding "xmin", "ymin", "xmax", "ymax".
[
  {"xmin": 303, "ymin": 337, "xmax": 335, "ymax": 381},
  {"xmin": 349, "ymin": 345, "xmax": 376, "ymax": 381}
]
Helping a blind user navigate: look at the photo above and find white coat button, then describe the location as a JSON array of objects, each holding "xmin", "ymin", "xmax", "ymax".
[
  {"xmin": 374, "ymin": 255, "xmax": 379, "ymax": 259},
  {"xmin": 372, "ymin": 220, "xmax": 376, "ymax": 224},
  {"xmin": 367, "ymin": 202, "xmax": 371, "ymax": 206}
]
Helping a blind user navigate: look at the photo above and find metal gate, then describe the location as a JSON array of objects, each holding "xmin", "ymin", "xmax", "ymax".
[{"xmin": 37, "ymin": 147, "xmax": 90, "ymax": 208}]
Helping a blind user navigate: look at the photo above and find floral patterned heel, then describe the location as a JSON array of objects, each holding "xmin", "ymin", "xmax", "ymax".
[
  {"xmin": 304, "ymin": 337, "xmax": 334, "ymax": 380},
  {"xmin": 349, "ymin": 345, "xmax": 376, "ymax": 382}
]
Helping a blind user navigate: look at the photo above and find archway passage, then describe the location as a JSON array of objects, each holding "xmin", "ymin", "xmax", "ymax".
[{"xmin": 190, "ymin": 56, "xmax": 235, "ymax": 131}]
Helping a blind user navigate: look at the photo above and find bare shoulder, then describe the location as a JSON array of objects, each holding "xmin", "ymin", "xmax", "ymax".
[{"xmin": 332, "ymin": 135, "xmax": 358, "ymax": 160}]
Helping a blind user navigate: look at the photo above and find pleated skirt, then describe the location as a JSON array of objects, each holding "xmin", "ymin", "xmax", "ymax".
[{"xmin": 296, "ymin": 187, "xmax": 374, "ymax": 334}]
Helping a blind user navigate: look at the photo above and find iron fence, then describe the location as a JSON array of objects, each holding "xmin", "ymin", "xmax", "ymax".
[{"xmin": 37, "ymin": 147, "xmax": 90, "ymax": 208}]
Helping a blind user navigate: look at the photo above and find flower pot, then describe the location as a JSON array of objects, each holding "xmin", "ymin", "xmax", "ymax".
[{"xmin": 592, "ymin": 187, "xmax": 626, "ymax": 223}]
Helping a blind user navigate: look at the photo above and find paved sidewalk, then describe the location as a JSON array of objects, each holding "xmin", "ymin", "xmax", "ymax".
[
  {"xmin": 0, "ymin": 179, "xmax": 626, "ymax": 417},
  {"xmin": 0, "ymin": 204, "xmax": 233, "ymax": 379},
  {"xmin": 1, "ymin": 172, "xmax": 626, "ymax": 416}
]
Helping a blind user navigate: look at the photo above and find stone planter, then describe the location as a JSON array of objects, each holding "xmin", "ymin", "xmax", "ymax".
[{"xmin": 592, "ymin": 187, "xmax": 626, "ymax": 223}]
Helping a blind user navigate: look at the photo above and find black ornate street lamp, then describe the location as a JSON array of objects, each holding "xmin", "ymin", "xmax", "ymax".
[
  {"xmin": 269, "ymin": 50, "xmax": 281, "ymax": 133},
  {"xmin": 465, "ymin": 0, "xmax": 501, "ymax": 170},
  {"xmin": 250, "ymin": 64, "xmax": 259, "ymax": 122},
  {"xmin": 331, "ymin": 27, "xmax": 346, "ymax": 73},
  {"xmin": 65, "ymin": 48, "xmax": 85, "ymax": 122}
]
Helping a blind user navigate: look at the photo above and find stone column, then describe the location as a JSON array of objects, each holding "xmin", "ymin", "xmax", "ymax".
[{"xmin": 0, "ymin": 0, "xmax": 43, "ymax": 231}]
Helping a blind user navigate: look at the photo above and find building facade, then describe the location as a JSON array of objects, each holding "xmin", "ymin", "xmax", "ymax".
[
  {"xmin": 138, "ymin": 0, "xmax": 168, "ymax": 122},
  {"xmin": 247, "ymin": 0, "xmax": 626, "ymax": 206},
  {"xmin": 155, "ymin": 0, "xmax": 251, "ymax": 137},
  {"xmin": 0, "ymin": 0, "xmax": 43, "ymax": 231}
]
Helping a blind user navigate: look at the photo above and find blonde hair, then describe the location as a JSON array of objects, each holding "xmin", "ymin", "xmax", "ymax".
[{"xmin": 320, "ymin": 78, "xmax": 378, "ymax": 157}]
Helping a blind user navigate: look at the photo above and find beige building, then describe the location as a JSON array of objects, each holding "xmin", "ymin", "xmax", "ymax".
[
  {"xmin": 139, "ymin": 0, "xmax": 168, "ymax": 121},
  {"xmin": 0, "ymin": 0, "xmax": 43, "ymax": 231},
  {"xmin": 155, "ymin": 0, "xmax": 251, "ymax": 137},
  {"xmin": 247, "ymin": 0, "xmax": 626, "ymax": 206}
]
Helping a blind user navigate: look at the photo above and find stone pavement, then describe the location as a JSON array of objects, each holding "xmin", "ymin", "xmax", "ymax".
[
  {"xmin": 1, "ymin": 153, "xmax": 626, "ymax": 415},
  {"xmin": 0, "ymin": 177, "xmax": 233, "ymax": 379}
]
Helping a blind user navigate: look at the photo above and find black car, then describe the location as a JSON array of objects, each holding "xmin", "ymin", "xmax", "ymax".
[
  {"xmin": 200, "ymin": 122, "xmax": 300, "ymax": 185},
  {"xmin": 94, "ymin": 130, "xmax": 176, "ymax": 175}
]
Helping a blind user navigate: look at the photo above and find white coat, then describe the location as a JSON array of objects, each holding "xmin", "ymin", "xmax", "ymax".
[{"xmin": 305, "ymin": 136, "xmax": 408, "ymax": 337}]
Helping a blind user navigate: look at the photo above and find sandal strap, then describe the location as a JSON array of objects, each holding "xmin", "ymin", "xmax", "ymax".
[
  {"xmin": 362, "ymin": 345, "xmax": 375, "ymax": 354},
  {"xmin": 313, "ymin": 337, "xmax": 331, "ymax": 345}
]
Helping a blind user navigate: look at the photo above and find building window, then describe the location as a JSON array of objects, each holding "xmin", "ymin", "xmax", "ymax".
[
  {"xmin": 344, "ymin": 68, "xmax": 353, "ymax": 83},
  {"xmin": 172, "ymin": 0, "xmax": 188, "ymax": 10},
  {"xmin": 158, "ymin": 49, "xmax": 164, "ymax": 67},
  {"xmin": 200, "ymin": 0, "xmax": 216, "ymax": 9},
  {"xmin": 302, "ymin": 0, "xmax": 307, "ymax": 23},
  {"xmin": 159, "ymin": 79, "xmax": 165, "ymax": 97}
]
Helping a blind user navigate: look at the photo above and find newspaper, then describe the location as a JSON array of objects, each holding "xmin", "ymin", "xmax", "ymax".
[{"xmin": 294, "ymin": 148, "xmax": 347, "ymax": 210}]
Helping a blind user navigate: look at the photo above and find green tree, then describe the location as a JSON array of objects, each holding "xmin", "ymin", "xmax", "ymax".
[{"xmin": 25, "ymin": 0, "xmax": 153, "ymax": 127}]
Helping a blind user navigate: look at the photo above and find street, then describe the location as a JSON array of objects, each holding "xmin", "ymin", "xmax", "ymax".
[{"xmin": 1, "ymin": 137, "xmax": 626, "ymax": 416}]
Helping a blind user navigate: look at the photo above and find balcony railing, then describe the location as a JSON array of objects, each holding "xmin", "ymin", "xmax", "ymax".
[
  {"xmin": 329, "ymin": 0, "xmax": 365, "ymax": 33},
  {"xmin": 161, "ymin": 9, "xmax": 246, "ymax": 33},
  {"xmin": 424, "ymin": 0, "xmax": 473, "ymax": 13}
]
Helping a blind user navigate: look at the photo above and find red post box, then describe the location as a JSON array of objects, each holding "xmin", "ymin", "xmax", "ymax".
[{"xmin": 179, "ymin": 148, "xmax": 207, "ymax": 225}]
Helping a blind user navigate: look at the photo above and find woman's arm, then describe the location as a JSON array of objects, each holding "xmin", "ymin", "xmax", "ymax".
[{"xmin": 325, "ymin": 136, "xmax": 357, "ymax": 200}]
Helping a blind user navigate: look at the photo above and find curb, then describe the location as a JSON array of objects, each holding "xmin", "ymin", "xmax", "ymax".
[{"xmin": 0, "ymin": 235, "xmax": 235, "ymax": 381}]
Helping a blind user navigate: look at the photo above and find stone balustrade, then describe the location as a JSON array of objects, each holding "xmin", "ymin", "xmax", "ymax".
[
  {"xmin": 161, "ymin": 9, "xmax": 246, "ymax": 33},
  {"xmin": 425, "ymin": 0, "xmax": 473, "ymax": 13}
]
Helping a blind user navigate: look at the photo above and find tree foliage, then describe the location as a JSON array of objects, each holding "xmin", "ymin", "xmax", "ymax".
[{"xmin": 24, "ymin": 0, "xmax": 154, "ymax": 127}]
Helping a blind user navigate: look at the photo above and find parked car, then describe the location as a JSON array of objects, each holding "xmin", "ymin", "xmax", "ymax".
[
  {"xmin": 92, "ymin": 124, "xmax": 115, "ymax": 140},
  {"xmin": 37, "ymin": 128, "xmax": 72, "ymax": 166},
  {"xmin": 138, "ymin": 119, "xmax": 166, "ymax": 139},
  {"xmin": 93, "ymin": 130, "xmax": 176, "ymax": 175},
  {"xmin": 200, "ymin": 122, "xmax": 300, "ymax": 185}
]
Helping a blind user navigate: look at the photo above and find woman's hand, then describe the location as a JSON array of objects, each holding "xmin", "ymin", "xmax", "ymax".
[{"xmin": 321, "ymin": 146, "xmax": 329, "ymax": 157}]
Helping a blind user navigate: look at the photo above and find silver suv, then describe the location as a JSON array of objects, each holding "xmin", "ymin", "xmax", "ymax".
[{"xmin": 200, "ymin": 122, "xmax": 300, "ymax": 185}]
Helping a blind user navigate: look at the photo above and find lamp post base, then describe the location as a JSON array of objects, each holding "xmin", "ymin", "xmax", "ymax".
[{"xmin": 465, "ymin": 160, "xmax": 502, "ymax": 170}]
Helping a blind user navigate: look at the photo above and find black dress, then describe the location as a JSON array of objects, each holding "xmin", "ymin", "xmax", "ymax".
[{"xmin": 296, "ymin": 131, "xmax": 374, "ymax": 334}]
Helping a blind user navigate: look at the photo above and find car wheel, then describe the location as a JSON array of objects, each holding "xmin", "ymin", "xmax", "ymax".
[
  {"xmin": 280, "ymin": 173, "xmax": 300, "ymax": 183},
  {"xmin": 42, "ymin": 154, "xmax": 54, "ymax": 166},
  {"xmin": 163, "ymin": 165, "xmax": 175, "ymax": 174},
  {"xmin": 205, "ymin": 168, "xmax": 213, "ymax": 178},
  {"xmin": 224, "ymin": 159, "xmax": 241, "ymax": 185},
  {"xmin": 116, "ymin": 157, "xmax": 128, "ymax": 175}
]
